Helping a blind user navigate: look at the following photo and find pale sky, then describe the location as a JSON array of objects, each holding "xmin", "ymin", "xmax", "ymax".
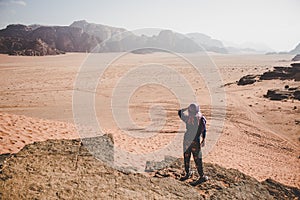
[{"xmin": 0, "ymin": 0, "xmax": 299, "ymax": 51}]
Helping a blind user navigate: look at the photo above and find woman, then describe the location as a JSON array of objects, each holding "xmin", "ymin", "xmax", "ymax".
[{"xmin": 178, "ymin": 103, "xmax": 208, "ymax": 186}]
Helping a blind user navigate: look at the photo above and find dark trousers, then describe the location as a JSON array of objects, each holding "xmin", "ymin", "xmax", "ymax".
[{"xmin": 183, "ymin": 140, "xmax": 204, "ymax": 177}]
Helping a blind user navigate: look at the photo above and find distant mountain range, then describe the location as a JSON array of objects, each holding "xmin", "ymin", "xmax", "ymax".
[
  {"xmin": 70, "ymin": 20, "xmax": 216, "ymax": 53},
  {"xmin": 0, "ymin": 20, "xmax": 298, "ymax": 56},
  {"xmin": 265, "ymin": 43, "xmax": 300, "ymax": 55}
]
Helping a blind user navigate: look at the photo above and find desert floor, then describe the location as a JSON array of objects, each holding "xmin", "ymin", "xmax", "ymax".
[{"xmin": 0, "ymin": 52, "xmax": 299, "ymax": 187}]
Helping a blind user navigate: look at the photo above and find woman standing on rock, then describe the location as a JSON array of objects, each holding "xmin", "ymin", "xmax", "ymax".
[{"xmin": 178, "ymin": 103, "xmax": 208, "ymax": 186}]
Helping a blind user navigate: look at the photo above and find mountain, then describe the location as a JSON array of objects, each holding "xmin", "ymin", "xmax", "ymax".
[
  {"xmin": 289, "ymin": 43, "xmax": 300, "ymax": 54},
  {"xmin": 0, "ymin": 20, "xmax": 264, "ymax": 55},
  {"xmin": 238, "ymin": 42, "xmax": 274, "ymax": 53},
  {"xmin": 0, "ymin": 24, "xmax": 100, "ymax": 55},
  {"xmin": 28, "ymin": 24, "xmax": 42, "ymax": 30},
  {"xmin": 226, "ymin": 46, "xmax": 263, "ymax": 54},
  {"xmin": 70, "ymin": 21, "xmax": 213, "ymax": 53},
  {"xmin": 153, "ymin": 30, "xmax": 201, "ymax": 53},
  {"xmin": 1, "ymin": 136, "xmax": 299, "ymax": 199},
  {"xmin": 223, "ymin": 40, "xmax": 275, "ymax": 54},
  {"xmin": 70, "ymin": 20, "xmax": 126, "ymax": 41},
  {"xmin": 70, "ymin": 20, "xmax": 226, "ymax": 53},
  {"xmin": 99, "ymin": 29, "xmax": 202, "ymax": 53},
  {"xmin": 29, "ymin": 26, "xmax": 100, "ymax": 52},
  {"xmin": 0, "ymin": 25, "xmax": 63, "ymax": 55},
  {"xmin": 264, "ymin": 43, "xmax": 300, "ymax": 55},
  {"xmin": 186, "ymin": 33, "xmax": 228, "ymax": 53},
  {"xmin": 0, "ymin": 37, "xmax": 62, "ymax": 56}
]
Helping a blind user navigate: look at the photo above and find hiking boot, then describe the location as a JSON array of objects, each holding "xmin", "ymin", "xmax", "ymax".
[
  {"xmin": 179, "ymin": 172, "xmax": 192, "ymax": 181},
  {"xmin": 190, "ymin": 175, "xmax": 208, "ymax": 186}
]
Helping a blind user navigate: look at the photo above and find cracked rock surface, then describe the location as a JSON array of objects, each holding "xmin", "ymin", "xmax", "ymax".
[{"xmin": 1, "ymin": 137, "xmax": 299, "ymax": 199}]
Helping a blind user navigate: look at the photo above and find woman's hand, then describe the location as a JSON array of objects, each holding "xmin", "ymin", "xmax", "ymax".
[
  {"xmin": 182, "ymin": 107, "xmax": 188, "ymax": 111},
  {"xmin": 200, "ymin": 139, "xmax": 205, "ymax": 147}
]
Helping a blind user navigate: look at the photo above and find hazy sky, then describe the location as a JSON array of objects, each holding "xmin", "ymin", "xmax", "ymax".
[{"xmin": 0, "ymin": 0, "xmax": 299, "ymax": 51}]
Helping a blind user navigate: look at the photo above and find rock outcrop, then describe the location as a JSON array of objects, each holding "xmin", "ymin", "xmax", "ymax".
[
  {"xmin": 4, "ymin": 38, "xmax": 63, "ymax": 56},
  {"xmin": 0, "ymin": 24, "xmax": 100, "ymax": 55},
  {"xmin": 292, "ymin": 54, "xmax": 300, "ymax": 61},
  {"xmin": 265, "ymin": 89, "xmax": 293, "ymax": 101},
  {"xmin": 237, "ymin": 75, "xmax": 260, "ymax": 85},
  {"xmin": 0, "ymin": 137, "xmax": 202, "ymax": 199},
  {"xmin": 1, "ymin": 137, "xmax": 299, "ymax": 199},
  {"xmin": 29, "ymin": 26, "xmax": 100, "ymax": 52},
  {"xmin": 237, "ymin": 63, "xmax": 300, "ymax": 87},
  {"xmin": 152, "ymin": 160, "xmax": 300, "ymax": 199},
  {"xmin": 260, "ymin": 63, "xmax": 300, "ymax": 81},
  {"xmin": 264, "ymin": 87, "xmax": 300, "ymax": 101},
  {"xmin": 0, "ymin": 24, "xmax": 31, "ymax": 38},
  {"xmin": 236, "ymin": 63, "xmax": 300, "ymax": 101}
]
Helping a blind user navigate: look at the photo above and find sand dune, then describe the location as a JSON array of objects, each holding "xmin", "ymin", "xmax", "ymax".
[{"xmin": 0, "ymin": 112, "xmax": 79, "ymax": 154}]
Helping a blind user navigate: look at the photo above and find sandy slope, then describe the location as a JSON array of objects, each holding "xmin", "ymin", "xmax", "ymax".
[
  {"xmin": 206, "ymin": 90, "xmax": 300, "ymax": 187},
  {"xmin": 0, "ymin": 53, "xmax": 299, "ymax": 187},
  {"xmin": 0, "ymin": 112, "xmax": 78, "ymax": 154}
]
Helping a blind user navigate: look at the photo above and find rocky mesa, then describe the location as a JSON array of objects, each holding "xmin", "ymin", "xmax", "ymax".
[{"xmin": 0, "ymin": 24, "xmax": 100, "ymax": 55}]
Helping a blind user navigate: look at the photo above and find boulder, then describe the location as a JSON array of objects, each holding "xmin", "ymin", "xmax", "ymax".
[
  {"xmin": 291, "ymin": 63, "xmax": 300, "ymax": 81},
  {"xmin": 145, "ymin": 155, "xmax": 178, "ymax": 172},
  {"xmin": 237, "ymin": 63, "xmax": 300, "ymax": 85},
  {"xmin": 237, "ymin": 75, "xmax": 260, "ymax": 85},
  {"xmin": 294, "ymin": 90, "xmax": 300, "ymax": 100},
  {"xmin": 264, "ymin": 89, "xmax": 291, "ymax": 100},
  {"xmin": 264, "ymin": 86, "xmax": 300, "ymax": 101},
  {"xmin": 260, "ymin": 63, "xmax": 300, "ymax": 81}
]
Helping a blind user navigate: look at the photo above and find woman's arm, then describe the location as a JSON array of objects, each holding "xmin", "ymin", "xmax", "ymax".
[
  {"xmin": 178, "ymin": 107, "xmax": 188, "ymax": 122},
  {"xmin": 178, "ymin": 107, "xmax": 188, "ymax": 117}
]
